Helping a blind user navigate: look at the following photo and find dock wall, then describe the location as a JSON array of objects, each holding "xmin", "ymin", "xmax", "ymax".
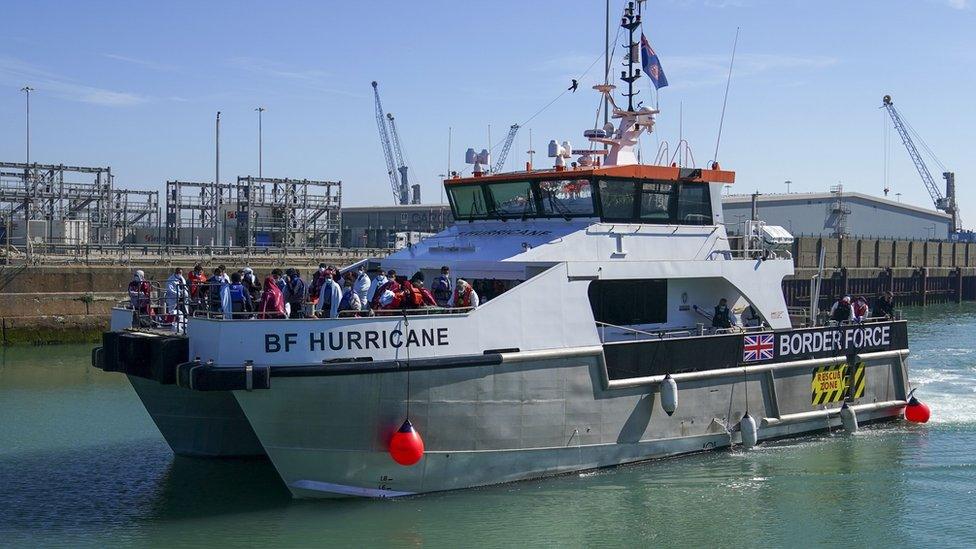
[
  {"xmin": 782, "ymin": 236, "xmax": 976, "ymax": 310},
  {"xmin": 0, "ymin": 254, "xmax": 371, "ymax": 345}
]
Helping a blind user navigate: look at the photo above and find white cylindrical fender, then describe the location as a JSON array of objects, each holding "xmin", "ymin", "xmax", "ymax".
[
  {"xmin": 740, "ymin": 412, "xmax": 758, "ymax": 449},
  {"xmin": 660, "ymin": 374, "xmax": 678, "ymax": 416},
  {"xmin": 840, "ymin": 402, "xmax": 858, "ymax": 433}
]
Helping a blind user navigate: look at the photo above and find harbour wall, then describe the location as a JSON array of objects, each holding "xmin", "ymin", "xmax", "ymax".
[
  {"xmin": 780, "ymin": 236, "xmax": 976, "ymax": 309},
  {"xmin": 3, "ymin": 237, "xmax": 976, "ymax": 345},
  {"xmin": 0, "ymin": 253, "xmax": 372, "ymax": 345}
]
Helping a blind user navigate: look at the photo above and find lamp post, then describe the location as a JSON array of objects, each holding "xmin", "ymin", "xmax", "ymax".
[
  {"xmin": 255, "ymin": 107, "xmax": 265, "ymax": 178},
  {"xmin": 21, "ymin": 86, "xmax": 34, "ymax": 166}
]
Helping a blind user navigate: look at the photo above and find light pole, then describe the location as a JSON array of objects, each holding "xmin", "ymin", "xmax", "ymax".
[
  {"xmin": 784, "ymin": 180, "xmax": 792, "ymax": 194},
  {"xmin": 895, "ymin": 192, "xmax": 902, "ymax": 203},
  {"xmin": 255, "ymin": 107, "xmax": 265, "ymax": 178},
  {"xmin": 21, "ymin": 86, "xmax": 34, "ymax": 166}
]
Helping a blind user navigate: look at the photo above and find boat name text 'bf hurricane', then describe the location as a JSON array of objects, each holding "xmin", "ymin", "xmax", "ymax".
[{"xmin": 264, "ymin": 328, "xmax": 450, "ymax": 353}]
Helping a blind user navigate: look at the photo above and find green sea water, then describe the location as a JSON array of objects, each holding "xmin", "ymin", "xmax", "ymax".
[{"xmin": 1, "ymin": 305, "xmax": 975, "ymax": 548}]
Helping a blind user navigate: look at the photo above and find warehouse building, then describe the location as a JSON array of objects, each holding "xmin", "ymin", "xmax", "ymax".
[
  {"xmin": 722, "ymin": 190, "xmax": 952, "ymax": 240},
  {"xmin": 341, "ymin": 204, "xmax": 452, "ymax": 248}
]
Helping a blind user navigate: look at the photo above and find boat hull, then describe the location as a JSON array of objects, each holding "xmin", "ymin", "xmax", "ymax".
[
  {"xmin": 127, "ymin": 375, "xmax": 266, "ymax": 458},
  {"xmin": 232, "ymin": 349, "xmax": 909, "ymax": 498}
]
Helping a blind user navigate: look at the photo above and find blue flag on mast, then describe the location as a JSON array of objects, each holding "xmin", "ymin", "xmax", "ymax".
[{"xmin": 640, "ymin": 33, "xmax": 669, "ymax": 89}]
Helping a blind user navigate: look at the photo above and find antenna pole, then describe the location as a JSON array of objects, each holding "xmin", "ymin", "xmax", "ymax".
[
  {"xmin": 620, "ymin": 2, "xmax": 642, "ymax": 112},
  {"xmin": 445, "ymin": 126, "xmax": 452, "ymax": 204},
  {"xmin": 604, "ymin": 0, "xmax": 610, "ymax": 126},
  {"xmin": 215, "ymin": 111, "xmax": 221, "ymax": 246},
  {"xmin": 487, "ymin": 124, "xmax": 492, "ymax": 170},
  {"xmin": 713, "ymin": 27, "xmax": 740, "ymax": 164}
]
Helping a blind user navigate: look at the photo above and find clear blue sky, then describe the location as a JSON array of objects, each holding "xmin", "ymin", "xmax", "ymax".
[{"xmin": 1, "ymin": 0, "xmax": 974, "ymax": 221}]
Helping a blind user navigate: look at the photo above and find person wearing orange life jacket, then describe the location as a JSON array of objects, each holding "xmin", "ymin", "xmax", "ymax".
[
  {"xmin": 448, "ymin": 278, "xmax": 479, "ymax": 309},
  {"xmin": 187, "ymin": 264, "xmax": 208, "ymax": 312},
  {"xmin": 403, "ymin": 272, "xmax": 436, "ymax": 308}
]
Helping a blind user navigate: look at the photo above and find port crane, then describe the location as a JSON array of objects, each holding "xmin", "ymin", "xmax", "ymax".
[
  {"xmin": 372, "ymin": 81, "xmax": 417, "ymax": 205},
  {"xmin": 491, "ymin": 124, "xmax": 520, "ymax": 173},
  {"xmin": 882, "ymin": 94, "xmax": 968, "ymax": 239}
]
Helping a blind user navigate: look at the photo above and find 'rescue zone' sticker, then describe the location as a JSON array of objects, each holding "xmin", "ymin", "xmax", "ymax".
[{"xmin": 811, "ymin": 362, "xmax": 866, "ymax": 405}]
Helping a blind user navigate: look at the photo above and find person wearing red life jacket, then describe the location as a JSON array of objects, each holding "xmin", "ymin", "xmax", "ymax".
[
  {"xmin": 309, "ymin": 263, "xmax": 329, "ymax": 305},
  {"xmin": 370, "ymin": 270, "xmax": 401, "ymax": 310},
  {"xmin": 127, "ymin": 269, "xmax": 152, "ymax": 315},
  {"xmin": 852, "ymin": 296, "xmax": 870, "ymax": 323},
  {"xmin": 448, "ymin": 278, "xmax": 480, "ymax": 309}
]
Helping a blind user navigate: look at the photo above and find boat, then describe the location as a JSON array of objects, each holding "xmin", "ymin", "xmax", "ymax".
[{"xmin": 93, "ymin": 3, "xmax": 920, "ymax": 497}]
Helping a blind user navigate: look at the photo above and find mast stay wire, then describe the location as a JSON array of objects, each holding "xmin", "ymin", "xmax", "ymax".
[
  {"xmin": 712, "ymin": 26, "xmax": 740, "ymax": 166},
  {"xmin": 484, "ymin": 2, "xmax": 629, "ymax": 157}
]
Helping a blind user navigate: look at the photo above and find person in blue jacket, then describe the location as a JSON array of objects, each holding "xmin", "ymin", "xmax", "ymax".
[{"xmin": 227, "ymin": 272, "xmax": 252, "ymax": 317}]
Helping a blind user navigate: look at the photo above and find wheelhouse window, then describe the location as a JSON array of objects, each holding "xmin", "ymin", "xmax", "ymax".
[
  {"xmin": 597, "ymin": 179, "xmax": 637, "ymax": 220},
  {"xmin": 639, "ymin": 181, "xmax": 673, "ymax": 222},
  {"xmin": 449, "ymin": 185, "xmax": 488, "ymax": 220},
  {"xmin": 446, "ymin": 176, "xmax": 712, "ymax": 224},
  {"xmin": 676, "ymin": 183, "xmax": 713, "ymax": 225},
  {"xmin": 538, "ymin": 179, "xmax": 595, "ymax": 217},
  {"xmin": 486, "ymin": 180, "xmax": 536, "ymax": 217},
  {"xmin": 588, "ymin": 279, "xmax": 667, "ymax": 326}
]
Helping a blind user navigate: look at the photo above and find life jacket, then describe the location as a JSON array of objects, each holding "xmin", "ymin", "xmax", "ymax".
[
  {"xmin": 288, "ymin": 277, "xmax": 307, "ymax": 304},
  {"xmin": 371, "ymin": 279, "xmax": 400, "ymax": 309},
  {"xmin": 406, "ymin": 285, "xmax": 425, "ymax": 308},
  {"xmin": 432, "ymin": 275, "xmax": 452, "ymax": 304},
  {"xmin": 454, "ymin": 287, "xmax": 472, "ymax": 308},
  {"xmin": 228, "ymin": 283, "xmax": 247, "ymax": 303},
  {"xmin": 853, "ymin": 301, "xmax": 869, "ymax": 317},
  {"xmin": 207, "ymin": 276, "xmax": 224, "ymax": 307},
  {"xmin": 338, "ymin": 288, "xmax": 356, "ymax": 311},
  {"xmin": 128, "ymin": 280, "xmax": 150, "ymax": 305},
  {"xmin": 188, "ymin": 272, "xmax": 207, "ymax": 298},
  {"xmin": 712, "ymin": 306, "xmax": 732, "ymax": 328},
  {"xmin": 831, "ymin": 301, "xmax": 852, "ymax": 322}
]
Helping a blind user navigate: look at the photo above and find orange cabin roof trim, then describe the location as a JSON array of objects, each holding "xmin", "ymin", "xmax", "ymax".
[{"xmin": 445, "ymin": 164, "xmax": 735, "ymax": 186}]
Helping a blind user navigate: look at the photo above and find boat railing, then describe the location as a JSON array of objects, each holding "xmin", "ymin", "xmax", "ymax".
[
  {"xmin": 596, "ymin": 320, "xmax": 768, "ymax": 343},
  {"xmin": 184, "ymin": 304, "xmax": 476, "ymax": 321}
]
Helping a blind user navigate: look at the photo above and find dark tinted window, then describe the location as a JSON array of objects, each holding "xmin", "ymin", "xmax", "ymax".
[
  {"xmin": 676, "ymin": 183, "xmax": 712, "ymax": 225},
  {"xmin": 597, "ymin": 179, "xmax": 637, "ymax": 219},
  {"xmin": 449, "ymin": 185, "xmax": 488, "ymax": 220},
  {"xmin": 639, "ymin": 182, "xmax": 674, "ymax": 222},
  {"xmin": 588, "ymin": 279, "xmax": 667, "ymax": 326},
  {"xmin": 486, "ymin": 181, "xmax": 536, "ymax": 217},
  {"xmin": 538, "ymin": 179, "xmax": 595, "ymax": 217}
]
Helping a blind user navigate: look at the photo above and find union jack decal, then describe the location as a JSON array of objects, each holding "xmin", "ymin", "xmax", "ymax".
[{"xmin": 742, "ymin": 334, "xmax": 774, "ymax": 362}]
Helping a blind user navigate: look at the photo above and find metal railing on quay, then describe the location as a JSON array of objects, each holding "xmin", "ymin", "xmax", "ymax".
[{"xmin": 3, "ymin": 242, "xmax": 390, "ymax": 266}]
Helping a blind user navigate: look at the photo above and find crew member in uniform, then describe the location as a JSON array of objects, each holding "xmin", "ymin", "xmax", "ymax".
[{"xmin": 712, "ymin": 298, "xmax": 734, "ymax": 329}]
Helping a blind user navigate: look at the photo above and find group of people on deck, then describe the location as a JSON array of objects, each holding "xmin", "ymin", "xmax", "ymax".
[
  {"xmin": 127, "ymin": 263, "xmax": 481, "ymax": 322},
  {"xmin": 829, "ymin": 292, "xmax": 895, "ymax": 323}
]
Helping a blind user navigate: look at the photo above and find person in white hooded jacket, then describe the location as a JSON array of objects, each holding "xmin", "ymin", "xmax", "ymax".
[{"xmin": 164, "ymin": 267, "xmax": 189, "ymax": 326}]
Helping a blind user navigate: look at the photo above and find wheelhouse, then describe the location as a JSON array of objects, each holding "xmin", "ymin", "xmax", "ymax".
[{"xmin": 445, "ymin": 164, "xmax": 734, "ymax": 225}]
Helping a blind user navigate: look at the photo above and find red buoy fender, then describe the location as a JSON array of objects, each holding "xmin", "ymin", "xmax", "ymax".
[
  {"xmin": 904, "ymin": 397, "xmax": 931, "ymax": 424},
  {"xmin": 389, "ymin": 419, "xmax": 425, "ymax": 466}
]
